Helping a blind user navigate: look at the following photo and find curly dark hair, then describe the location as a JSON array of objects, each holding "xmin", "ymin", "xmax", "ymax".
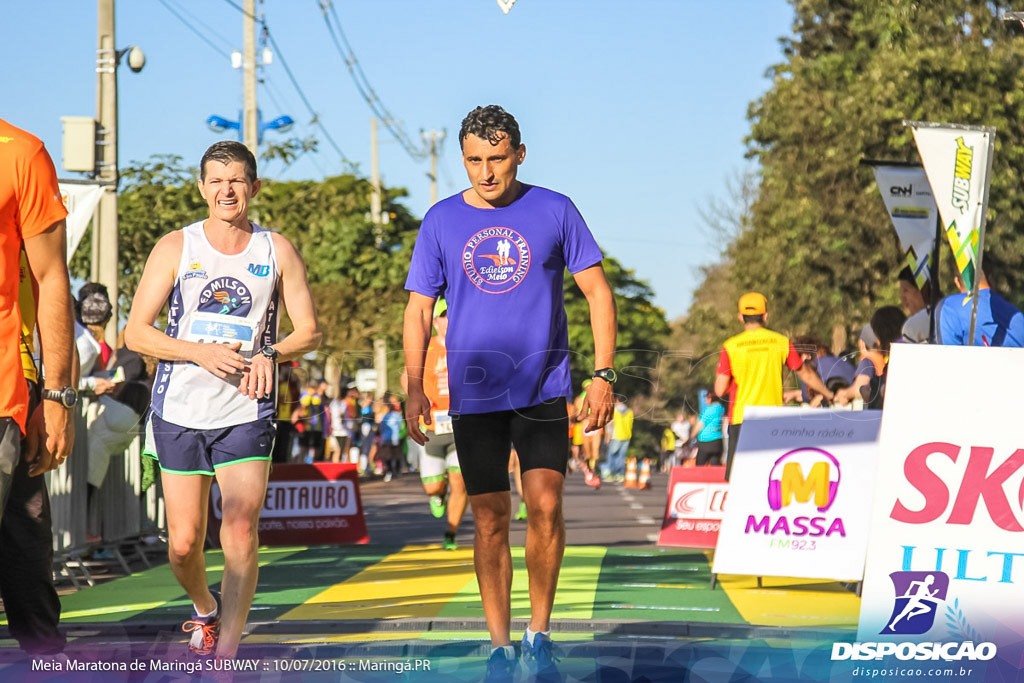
[
  {"xmin": 459, "ymin": 105, "xmax": 521, "ymax": 149},
  {"xmin": 200, "ymin": 140, "xmax": 257, "ymax": 183}
]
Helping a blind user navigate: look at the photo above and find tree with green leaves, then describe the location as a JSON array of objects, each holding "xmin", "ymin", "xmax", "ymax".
[{"xmin": 690, "ymin": 1, "xmax": 1024, "ymax": 351}]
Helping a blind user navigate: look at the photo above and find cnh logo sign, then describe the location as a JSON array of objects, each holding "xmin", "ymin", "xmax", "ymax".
[
  {"xmin": 890, "ymin": 442, "xmax": 1024, "ymax": 531},
  {"xmin": 767, "ymin": 448, "xmax": 841, "ymax": 513}
]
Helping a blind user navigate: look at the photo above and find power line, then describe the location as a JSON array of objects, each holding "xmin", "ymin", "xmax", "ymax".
[
  {"xmin": 216, "ymin": 0, "xmax": 350, "ymax": 165},
  {"xmin": 156, "ymin": 0, "xmax": 232, "ymax": 59},
  {"xmin": 318, "ymin": 0, "xmax": 429, "ymax": 162},
  {"xmin": 165, "ymin": 0, "xmax": 235, "ymax": 52}
]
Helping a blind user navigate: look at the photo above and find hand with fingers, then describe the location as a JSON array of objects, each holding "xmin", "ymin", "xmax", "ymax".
[
  {"xmin": 24, "ymin": 400, "xmax": 74, "ymax": 477},
  {"xmin": 191, "ymin": 341, "xmax": 247, "ymax": 379},
  {"xmin": 404, "ymin": 388, "xmax": 432, "ymax": 446},
  {"xmin": 239, "ymin": 354, "xmax": 276, "ymax": 399},
  {"xmin": 581, "ymin": 378, "xmax": 615, "ymax": 435}
]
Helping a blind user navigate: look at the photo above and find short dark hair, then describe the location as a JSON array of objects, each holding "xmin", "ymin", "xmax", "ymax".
[
  {"xmin": 870, "ymin": 305, "xmax": 907, "ymax": 353},
  {"xmin": 200, "ymin": 141, "xmax": 257, "ymax": 183},
  {"xmin": 897, "ymin": 265, "xmax": 934, "ymax": 302},
  {"xmin": 459, "ymin": 105, "xmax": 521, "ymax": 149},
  {"xmin": 742, "ymin": 314, "xmax": 765, "ymax": 324}
]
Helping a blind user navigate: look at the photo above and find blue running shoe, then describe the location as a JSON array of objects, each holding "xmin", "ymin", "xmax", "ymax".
[
  {"xmin": 485, "ymin": 646, "xmax": 519, "ymax": 683},
  {"xmin": 520, "ymin": 632, "xmax": 561, "ymax": 680}
]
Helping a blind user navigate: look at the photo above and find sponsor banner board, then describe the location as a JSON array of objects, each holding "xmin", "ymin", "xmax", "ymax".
[
  {"xmin": 712, "ymin": 407, "xmax": 881, "ymax": 581},
  {"xmin": 207, "ymin": 463, "xmax": 368, "ymax": 547},
  {"xmin": 870, "ymin": 165, "xmax": 938, "ymax": 287},
  {"xmin": 859, "ymin": 344, "xmax": 1024, "ymax": 659},
  {"xmin": 658, "ymin": 465, "xmax": 727, "ymax": 548}
]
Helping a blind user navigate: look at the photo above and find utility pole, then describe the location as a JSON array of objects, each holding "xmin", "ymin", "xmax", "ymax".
[
  {"xmin": 422, "ymin": 129, "xmax": 446, "ymax": 206},
  {"xmin": 370, "ymin": 116, "xmax": 382, "ymax": 225},
  {"xmin": 96, "ymin": 0, "xmax": 119, "ymax": 343},
  {"xmin": 242, "ymin": 0, "xmax": 258, "ymax": 156}
]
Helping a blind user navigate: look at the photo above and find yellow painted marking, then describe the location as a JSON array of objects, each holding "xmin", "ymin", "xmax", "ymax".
[
  {"xmin": 279, "ymin": 545, "xmax": 477, "ymax": 622},
  {"xmin": 718, "ymin": 574, "xmax": 860, "ymax": 628}
]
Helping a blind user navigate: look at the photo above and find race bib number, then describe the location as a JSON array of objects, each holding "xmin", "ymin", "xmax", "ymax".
[
  {"xmin": 186, "ymin": 312, "xmax": 257, "ymax": 352},
  {"xmin": 433, "ymin": 411, "xmax": 453, "ymax": 435}
]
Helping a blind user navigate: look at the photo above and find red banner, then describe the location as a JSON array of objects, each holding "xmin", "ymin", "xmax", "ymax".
[
  {"xmin": 657, "ymin": 465, "xmax": 727, "ymax": 548},
  {"xmin": 207, "ymin": 463, "xmax": 369, "ymax": 547}
]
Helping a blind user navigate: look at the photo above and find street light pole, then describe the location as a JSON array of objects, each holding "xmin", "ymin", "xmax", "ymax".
[
  {"xmin": 242, "ymin": 0, "xmax": 258, "ymax": 156},
  {"xmin": 96, "ymin": 0, "xmax": 119, "ymax": 344}
]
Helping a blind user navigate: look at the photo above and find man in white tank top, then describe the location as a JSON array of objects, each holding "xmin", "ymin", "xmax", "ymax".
[{"xmin": 125, "ymin": 141, "xmax": 321, "ymax": 660}]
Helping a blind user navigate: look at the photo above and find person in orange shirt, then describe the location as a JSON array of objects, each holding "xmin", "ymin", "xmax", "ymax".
[
  {"xmin": 714, "ymin": 292, "xmax": 833, "ymax": 479},
  {"xmin": 417, "ymin": 299, "xmax": 468, "ymax": 550},
  {"xmin": 1, "ymin": 117, "xmax": 76, "ymax": 654}
]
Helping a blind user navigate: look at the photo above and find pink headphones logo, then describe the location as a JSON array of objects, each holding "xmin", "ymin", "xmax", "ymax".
[{"xmin": 766, "ymin": 447, "xmax": 841, "ymax": 512}]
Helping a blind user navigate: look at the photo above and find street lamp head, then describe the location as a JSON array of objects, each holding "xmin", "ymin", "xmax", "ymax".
[
  {"xmin": 207, "ymin": 115, "xmax": 238, "ymax": 134},
  {"xmin": 265, "ymin": 115, "xmax": 294, "ymax": 134},
  {"xmin": 126, "ymin": 46, "xmax": 146, "ymax": 72}
]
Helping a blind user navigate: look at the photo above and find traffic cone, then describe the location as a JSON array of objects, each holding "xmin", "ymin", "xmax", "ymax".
[
  {"xmin": 624, "ymin": 458, "xmax": 638, "ymax": 488},
  {"xmin": 638, "ymin": 458, "xmax": 651, "ymax": 490},
  {"xmin": 583, "ymin": 464, "xmax": 601, "ymax": 489}
]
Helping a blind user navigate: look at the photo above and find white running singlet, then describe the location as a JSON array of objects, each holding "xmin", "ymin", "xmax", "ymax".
[{"xmin": 151, "ymin": 221, "xmax": 280, "ymax": 429}]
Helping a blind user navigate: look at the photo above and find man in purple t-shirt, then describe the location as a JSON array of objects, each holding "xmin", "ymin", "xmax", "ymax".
[{"xmin": 403, "ymin": 105, "xmax": 616, "ymax": 679}]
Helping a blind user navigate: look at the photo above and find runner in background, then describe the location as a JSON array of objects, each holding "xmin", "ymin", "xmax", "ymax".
[{"xmin": 415, "ymin": 299, "xmax": 468, "ymax": 548}]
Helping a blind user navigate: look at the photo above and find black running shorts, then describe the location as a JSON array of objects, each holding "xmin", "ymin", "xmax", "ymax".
[{"xmin": 452, "ymin": 398, "xmax": 569, "ymax": 496}]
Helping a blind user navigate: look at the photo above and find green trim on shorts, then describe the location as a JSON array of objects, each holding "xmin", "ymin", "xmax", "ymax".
[
  {"xmin": 212, "ymin": 456, "xmax": 272, "ymax": 469},
  {"xmin": 421, "ymin": 473, "xmax": 446, "ymax": 484},
  {"xmin": 142, "ymin": 449, "xmax": 158, "ymax": 459},
  {"xmin": 447, "ymin": 465, "xmax": 461, "ymax": 473},
  {"xmin": 158, "ymin": 465, "xmax": 216, "ymax": 477}
]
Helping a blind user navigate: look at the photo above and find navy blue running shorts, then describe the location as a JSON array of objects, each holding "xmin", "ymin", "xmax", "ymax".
[
  {"xmin": 452, "ymin": 398, "xmax": 569, "ymax": 496},
  {"xmin": 146, "ymin": 412, "xmax": 275, "ymax": 476}
]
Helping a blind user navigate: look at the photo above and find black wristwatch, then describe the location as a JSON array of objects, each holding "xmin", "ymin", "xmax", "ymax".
[
  {"xmin": 592, "ymin": 368, "xmax": 617, "ymax": 385},
  {"xmin": 42, "ymin": 386, "xmax": 78, "ymax": 408},
  {"xmin": 258, "ymin": 345, "xmax": 279, "ymax": 361}
]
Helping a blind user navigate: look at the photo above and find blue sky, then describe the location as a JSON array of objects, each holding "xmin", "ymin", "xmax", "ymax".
[{"xmin": 1, "ymin": 0, "xmax": 793, "ymax": 320}]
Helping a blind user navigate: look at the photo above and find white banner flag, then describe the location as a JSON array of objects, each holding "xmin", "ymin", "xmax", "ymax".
[
  {"xmin": 910, "ymin": 125, "xmax": 994, "ymax": 292},
  {"xmin": 870, "ymin": 165, "xmax": 937, "ymax": 287},
  {"xmin": 57, "ymin": 182, "xmax": 103, "ymax": 265}
]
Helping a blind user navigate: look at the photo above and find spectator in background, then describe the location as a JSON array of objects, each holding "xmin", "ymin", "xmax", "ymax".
[
  {"xmin": 298, "ymin": 379, "xmax": 327, "ymax": 463},
  {"xmin": 670, "ymin": 411, "xmax": 691, "ymax": 467},
  {"xmin": 604, "ymin": 399, "xmax": 633, "ymax": 483},
  {"xmin": 897, "ymin": 266, "xmax": 938, "ymax": 344},
  {"xmin": 934, "ymin": 270, "xmax": 1024, "ymax": 347},
  {"xmin": 377, "ymin": 393, "xmax": 404, "ymax": 481},
  {"xmin": 716, "ymin": 292, "xmax": 833, "ymax": 479},
  {"xmin": 785, "ymin": 334, "xmax": 854, "ymax": 406},
  {"xmin": 271, "ymin": 362, "xmax": 301, "ymax": 464},
  {"xmin": 694, "ymin": 392, "xmax": 725, "ymax": 467},
  {"xmin": 835, "ymin": 306, "xmax": 906, "ymax": 409},
  {"xmin": 2, "ymin": 117, "xmax": 75, "ymax": 654}
]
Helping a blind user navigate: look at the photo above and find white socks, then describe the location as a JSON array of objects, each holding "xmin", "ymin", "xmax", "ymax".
[{"xmin": 524, "ymin": 628, "xmax": 550, "ymax": 646}]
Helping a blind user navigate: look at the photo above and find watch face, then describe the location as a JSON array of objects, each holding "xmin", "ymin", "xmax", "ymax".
[{"xmin": 62, "ymin": 387, "xmax": 78, "ymax": 407}]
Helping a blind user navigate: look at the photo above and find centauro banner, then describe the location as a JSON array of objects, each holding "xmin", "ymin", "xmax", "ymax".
[
  {"xmin": 57, "ymin": 181, "xmax": 103, "ymax": 265},
  {"xmin": 909, "ymin": 125, "xmax": 995, "ymax": 292},
  {"xmin": 870, "ymin": 166, "xmax": 937, "ymax": 288}
]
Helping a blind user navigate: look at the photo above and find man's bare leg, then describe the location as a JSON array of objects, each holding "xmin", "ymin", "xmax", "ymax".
[
  {"xmin": 447, "ymin": 470, "xmax": 468, "ymax": 535},
  {"xmin": 213, "ymin": 459, "xmax": 271, "ymax": 658},
  {"xmin": 469, "ymin": 491, "xmax": 513, "ymax": 646},
  {"xmin": 522, "ymin": 469, "xmax": 565, "ymax": 633},
  {"xmin": 161, "ymin": 472, "xmax": 216, "ymax": 614}
]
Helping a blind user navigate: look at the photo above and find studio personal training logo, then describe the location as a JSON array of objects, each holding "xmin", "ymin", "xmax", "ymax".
[
  {"xmin": 462, "ymin": 227, "xmax": 530, "ymax": 294},
  {"xmin": 883, "ymin": 571, "xmax": 949, "ymax": 635},
  {"xmin": 198, "ymin": 277, "xmax": 252, "ymax": 316}
]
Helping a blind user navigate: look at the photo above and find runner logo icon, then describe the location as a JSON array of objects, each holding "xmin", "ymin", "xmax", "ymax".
[{"xmin": 882, "ymin": 571, "xmax": 949, "ymax": 635}]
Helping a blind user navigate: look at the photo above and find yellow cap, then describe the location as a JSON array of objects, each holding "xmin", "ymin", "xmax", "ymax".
[{"xmin": 738, "ymin": 292, "xmax": 767, "ymax": 316}]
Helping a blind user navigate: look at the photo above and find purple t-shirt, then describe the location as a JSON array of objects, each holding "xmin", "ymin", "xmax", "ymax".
[{"xmin": 405, "ymin": 184, "xmax": 603, "ymax": 414}]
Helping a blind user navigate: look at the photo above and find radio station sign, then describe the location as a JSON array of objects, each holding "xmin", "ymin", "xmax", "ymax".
[
  {"xmin": 712, "ymin": 407, "xmax": 881, "ymax": 582},
  {"xmin": 207, "ymin": 463, "xmax": 369, "ymax": 546}
]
